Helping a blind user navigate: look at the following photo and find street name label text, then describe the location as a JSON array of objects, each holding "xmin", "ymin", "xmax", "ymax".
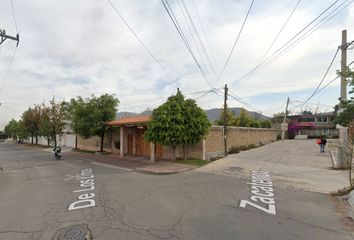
[{"xmin": 239, "ymin": 171, "xmax": 276, "ymax": 215}]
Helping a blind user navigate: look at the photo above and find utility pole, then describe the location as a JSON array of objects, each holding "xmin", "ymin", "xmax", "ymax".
[
  {"xmin": 224, "ymin": 84, "xmax": 228, "ymax": 156},
  {"xmin": 281, "ymin": 97, "xmax": 290, "ymax": 140},
  {"xmin": 340, "ymin": 29, "xmax": 347, "ymax": 100},
  {"xmin": 0, "ymin": 29, "xmax": 19, "ymax": 47}
]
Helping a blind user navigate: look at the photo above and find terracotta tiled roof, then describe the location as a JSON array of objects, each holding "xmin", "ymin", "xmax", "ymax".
[{"xmin": 107, "ymin": 115, "xmax": 151, "ymax": 126}]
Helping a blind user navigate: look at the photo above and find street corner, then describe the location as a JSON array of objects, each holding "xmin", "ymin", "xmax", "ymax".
[{"xmin": 135, "ymin": 163, "xmax": 195, "ymax": 175}]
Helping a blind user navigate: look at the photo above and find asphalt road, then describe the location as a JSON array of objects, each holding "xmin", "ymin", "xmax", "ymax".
[{"xmin": 0, "ymin": 142, "xmax": 353, "ymax": 240}]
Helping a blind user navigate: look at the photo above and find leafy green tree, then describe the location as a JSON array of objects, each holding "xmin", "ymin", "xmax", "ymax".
[
  {"xmin": 145, "ymin": 91, "xmax": 210, "ymax": 161},
  {"xmin": 21, "ymin": 106, "xmax": 41, "ymax": 144},
  {"xmin": 215, "ymin": 107, "xmax": 235, "ymax": 126},
  {"xmin": 75, "ymin": 94, "xmax": 119, "ymax": 152},
  {"xmin": 182, "ymin": 99, "xmax": 210, "ymax": 159},
  {"xmin": 4, "ymin": 119, "xmax": 18, "ymax": 139},
  {"xmin": 259, "ymin": 120, "xmax": 272, "ymax": 128},
  {"xmin": 38, "ymin": 105, "xmax": 52, "ymax": 146},
  {"xmin": 334, "ymin": 67, "xmax": 354, "ymax": 126},
  {"xmin": 67, "ymin": 97, "xmax": 85, "ymax": 149},
  {"xmin": 236, "ymin": 108, "xmax": 253, "ymax": 127},
  {"xmin": 16, "ymin": 120, "xmax": 28, "ymax": 142},
  {"xmin": 47, "ymin": 97, "xmax": 67, "ymax": 147}
]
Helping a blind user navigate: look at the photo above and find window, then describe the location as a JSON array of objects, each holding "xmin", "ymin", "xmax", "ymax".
[
  {"xmin": 298, "ymin": 117, "xmax": 315, "ymax": 122},
  {"xmin": 316, "ymin": 116, "xmax": 328, "ymax": 123}
]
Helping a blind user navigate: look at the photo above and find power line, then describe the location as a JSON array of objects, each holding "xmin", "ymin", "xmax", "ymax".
[
  {"xmin": 295, "ymin": 47, "xmax": 340, "ymax": 109},
  {"xmin": 179, "ymin": 0, "xmax": 219, "ymax": 79},
  {"xmin": 10, "ymin": 0, "xmax": 18, "ymax": 33},
  {"xmin": 161, "ymin": 0, "xmax": 213, "ymax": 87},
  {"xmin": 0, "ymin": 45, "xmax": 18, "ymax": 95},
  {"xmin": 260, "ymin": 0, "xmax": 354, "ymax": 74},
  {"xmin": 176, "ymin": 0, "xmax": 211, "ymax": 78},
  {"xmin": 190, "ymin": 0, "xmax": 220, "ymax": 74},
  {"xmin": 217, "ymin": 88, "xmax": 263, "ymax": 113},
  {"xmin": 289, "ymin": 76, "xmax": 340, "ymax": 111},
  {"xmin": 106, "ymin": 0, "xmax": 176, "ymax": 84},
  {"xmin": 234, "ymin": 0, "xmax": 342, "ymax": 84},
  {"xmin": 240, "ymin": 0, "xmax": 302, "ymax": 83},
  {"xmin": 216, "ymin": 0, "xmax": 255, "ymax": 83}
]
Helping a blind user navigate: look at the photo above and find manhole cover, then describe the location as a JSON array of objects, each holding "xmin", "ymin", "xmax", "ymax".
[
  {"xmin": 55, "ymin": 224, "xmax": 91, "ymax": 240},
  {"xmin": 228, "ymin": 167, "xmax": 243, "ymax": 171}
]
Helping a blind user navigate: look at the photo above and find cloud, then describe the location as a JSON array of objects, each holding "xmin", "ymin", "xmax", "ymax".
[{"xmin": 0, "ymin": 0, "xmax": 353, "ymax": 129}]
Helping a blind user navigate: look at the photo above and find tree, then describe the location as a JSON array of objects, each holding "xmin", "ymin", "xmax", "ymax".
[
  {"xmin": 75, "ymin": 94, "xmax": 119, "ymax": 152},
  {"xmin": 334, "ymin": 67, "xmax": 354, "ymax": 126},
  {"xmin": 236, "ymin": 108, "xmax": 253, "ymax": 127},
  {"xmin": 182, "ymin": 99, "xmax": 210, "ymax": 159},
  {"xmin": 21, "ymin": 106, "xmax": 41, "ymax": 144},
  {"xmin": 16, "ymin": 120, "xmax": 28, "ymax": 142},
  {"xmin": 4, "ymin": 119, "xmax": 18, "ymax": 139},
  {"xmin": 47, "ymin": 97, "xmax": 67, "ymax": 147},
  {"xmin": 215, "ymin": 107, "xmax": 235, "ymax": 126},
  {"xmin": 38, "ymin": 106, "xmax": 52, "ymax": 146},
  {"xmin": 67, "ymin": 97, "xmax": 85, "ymax": 150},
  {"xmin": 145, "ymin": 91, "xmax": 210, "ymax": 161}
]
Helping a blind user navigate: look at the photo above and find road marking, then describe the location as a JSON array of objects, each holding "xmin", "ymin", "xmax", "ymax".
[
  {"xmin": 239, "ymin": 171, "xmax": 276, "ymax": 215},
  {"xmin": 66, "ymin": 168, "xmax": 96, "ymax": 211}
]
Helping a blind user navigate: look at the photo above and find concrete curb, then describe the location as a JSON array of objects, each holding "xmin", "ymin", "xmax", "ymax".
[
  {"xmin": 349, "ymin": 190, "xmax": 354, "ymax": 220},
  {"xmin": 135, "ymin": 167, "xmax": 191, "ymax": 175},
  {"xmin": 91, "ymin": 162, "xmax": 134, "ymax": 172}
]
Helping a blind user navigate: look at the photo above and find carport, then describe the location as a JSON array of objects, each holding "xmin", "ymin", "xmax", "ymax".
[{"xmin": 107, "ymin": 116, "xmax": 164, "ymax": 162}]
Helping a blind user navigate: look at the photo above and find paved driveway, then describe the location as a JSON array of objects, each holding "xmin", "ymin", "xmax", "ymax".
[{"xmin": 198, "ymin": 139, "xmax": 349, "ymax": 193}]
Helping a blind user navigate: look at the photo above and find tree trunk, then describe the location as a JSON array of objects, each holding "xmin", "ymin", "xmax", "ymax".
[
  {"xmin": 31, "ymin": 132, "xmax": 34, "ymax": 144},
  {"xmin": 100, "ymin": 131, "xmax": 105, "ymax": 152},
  {"xmin": 35, "ymin": 133, "xmax": 38, "ymax": 145},
  {"xmin": 47, "ymin": 137, "xmax": 50, "ymax": 147},
  {"xmin": 183, "ymin": 144, "xmax": 187, "ymax": 160},
  {"xmin": 54, "ymin": 134, "xmax": 57, "ymax": 148},
  {"xmin": 75, "ymin": 134, "xmax": 78, "ymax": 150},
  {"xmin": 172, "ymin": 146, "xmax": 176, "ymax": 161}
]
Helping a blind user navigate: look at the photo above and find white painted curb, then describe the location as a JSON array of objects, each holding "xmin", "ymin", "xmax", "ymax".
[{"xmin": 349, "ymin": 190, "xmax": 354, "ymax": 207}]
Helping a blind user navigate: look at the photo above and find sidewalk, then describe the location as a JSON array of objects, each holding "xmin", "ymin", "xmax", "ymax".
[{"xmin": 63, "ymin": 151, "xmax": 194, "ymax": 174}]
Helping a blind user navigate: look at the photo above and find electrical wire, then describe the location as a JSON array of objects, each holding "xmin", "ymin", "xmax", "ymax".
[
  {"xmin": 240, "ymin": 0, "xmax": 302, "ymax": 83},
  {"xmin": 216, "ymin": 0, "xmax": 255, "ymax": 83},
  {"xmin": 161, "ymin": 0, "xmax": 213, "ymax": 87},
  {"xmin": 289, "ymin": 76, "xmax": 340, "ymax": 111},
  {"xmin": 0, "ymin": 45, "xmax": 18, "ymax": 95},
  {"xmin": 179, "ymin": 0, "xmax": 219, "ymax": 79},
  {"xmin": 190, "ymin": 0, "xmax": 220, "ymax": 74},
  {"xmin": 106, "ymin": 0, "xmax": 176, "ymax": 84},
  {"xmin": 176, "ymin": 0, "xmax": 210, "ymax": 78},
  {"xmin": 258, "ymin": 0, "xmax": 354, "ymax": 75},
  {"xmin": 294, "ymin": 47, "xmax": 339, "ymax": 109},
  {"xmin": 10, "ymin": 0, "xmax": 18, "ymax": 33},
  {"xmin": 234, "ymin": 0, "xmax": 342, "ymax": 84}
]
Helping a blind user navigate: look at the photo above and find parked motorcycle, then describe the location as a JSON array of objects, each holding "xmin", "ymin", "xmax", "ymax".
[{"xmin": 53, "ymin": 146, "xmax": 62, "ymax": 160}]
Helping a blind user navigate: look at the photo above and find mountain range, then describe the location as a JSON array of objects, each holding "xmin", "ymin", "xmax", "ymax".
[{"xmin": 116, "ymin": 108, "xmax": 270, "ymax": 123}]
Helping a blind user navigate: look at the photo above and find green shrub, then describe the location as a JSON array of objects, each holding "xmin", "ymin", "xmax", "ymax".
[
  {"xmin": 238, "ymin": 145, "xmax": 250, "ymax": 151},
  {"xmin": 228, "ymin": 146, "xmax": 240, "ymax": 154},
  {"xmin": 248, "ymin": 144, "xmax": 257, "ymax": 149}
]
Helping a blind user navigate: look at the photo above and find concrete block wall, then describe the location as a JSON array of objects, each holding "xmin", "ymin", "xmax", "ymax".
[
  {"xmin": 204, "ymin": 126, "xmax": 278, "ymax": 160},
  {"xmin": 163, "ymin": 142, "xmax": 203, "ymax": 160},
  {"xmin": 77, "ymin": 130, "xmax": 113, "ymax": 152}
]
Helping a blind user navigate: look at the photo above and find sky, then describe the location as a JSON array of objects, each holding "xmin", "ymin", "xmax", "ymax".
[{"xmin": 0, "ymin": 0, "xmax": 353, "ymax": 129}]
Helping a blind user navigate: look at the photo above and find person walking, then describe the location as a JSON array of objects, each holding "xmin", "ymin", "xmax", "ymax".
[{"xmin": 319, "ymin": 136, "xmax": 327, "ymax": 153}]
